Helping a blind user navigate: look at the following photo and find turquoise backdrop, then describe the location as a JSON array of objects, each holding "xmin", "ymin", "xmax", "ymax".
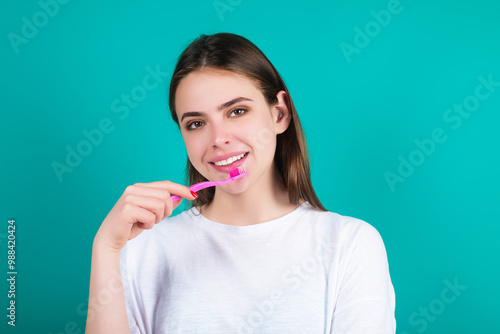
[{"xmin": 1, "ymin": 0, "xmax": 499, "ymax": 333}]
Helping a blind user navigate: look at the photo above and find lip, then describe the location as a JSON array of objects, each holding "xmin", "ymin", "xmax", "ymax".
[{"xmin": 210, "ymin": 152, "xmax": 249, "ymax": 173}]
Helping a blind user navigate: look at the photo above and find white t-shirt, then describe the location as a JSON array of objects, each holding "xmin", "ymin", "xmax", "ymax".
[{"xmin": 120, "ymin": 201, "xmax": 396, "ymax": 333}]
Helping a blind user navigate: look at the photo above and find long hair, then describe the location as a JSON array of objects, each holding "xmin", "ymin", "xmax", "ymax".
[{"xmin": 168, "ymin": 33, "xmax": 326, "ymax": 212}]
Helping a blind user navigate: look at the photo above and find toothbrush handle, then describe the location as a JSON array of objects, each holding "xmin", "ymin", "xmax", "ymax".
[
  {"xmin": 169, "ymin": 180, "xmax": 228, "ymax": 203},
  {"xmin": 170, "ymin": 194, "xmax": 183, "ymax": 202},
  {"xmin": 169, "ymin": 173, "xmax": 246, "ymax": 203}
]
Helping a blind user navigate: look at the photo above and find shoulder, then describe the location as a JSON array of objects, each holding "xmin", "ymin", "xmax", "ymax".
[
  {"xmin": 303, "ymin": 204, "xmax": 387, "ymax": 252},
  {"xmin": 305, "ymin": 204, "xmax": 381, "ymax": 235},
  {"xmin": 305, "ymin": 207, "xmax": 392, "ymax": 281}
]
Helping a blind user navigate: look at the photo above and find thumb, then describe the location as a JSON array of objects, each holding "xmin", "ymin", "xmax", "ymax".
[{"xmin": 172, "ymin": 188, "xmax": 198, "ymax": 210}]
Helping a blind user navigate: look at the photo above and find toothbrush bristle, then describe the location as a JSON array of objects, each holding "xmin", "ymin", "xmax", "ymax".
[{"xmin": 229, "ymin": 166, "xmax": 246, "ymax": 178}]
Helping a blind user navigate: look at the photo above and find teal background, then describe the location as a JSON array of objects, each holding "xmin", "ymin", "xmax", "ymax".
[{"xmin": 1, "ymin": 0, "xmax": 499, "ymax": 332}]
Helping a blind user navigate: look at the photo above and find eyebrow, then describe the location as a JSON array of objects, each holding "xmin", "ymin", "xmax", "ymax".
[{"xmin": 180, "ymin": 97, "xmax": 253, "ymax": 123}]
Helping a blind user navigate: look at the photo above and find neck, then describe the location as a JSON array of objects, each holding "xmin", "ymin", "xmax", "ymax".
[{"xmin": 199, "ymin": 164, "xmax": 303, "ymax": 226}]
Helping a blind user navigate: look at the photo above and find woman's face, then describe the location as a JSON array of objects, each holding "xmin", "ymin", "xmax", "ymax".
[{"xmin": 175, "ymin": 69, "xmax": 288, "ymax": 194}]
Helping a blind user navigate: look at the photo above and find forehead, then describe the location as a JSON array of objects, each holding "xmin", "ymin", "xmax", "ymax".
[{"xmin": 175, "ymin": 69, "xmax": 264, "ymax": 113}]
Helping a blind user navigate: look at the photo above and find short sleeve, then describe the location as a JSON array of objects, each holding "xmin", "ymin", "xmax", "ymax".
[
  {"xmin": 330, "ymin": 222, "xmax": 396, "ymax": 333},
  {"xmin": 120, "ymin": 243, "xmax": 145, "ymax": 334}
]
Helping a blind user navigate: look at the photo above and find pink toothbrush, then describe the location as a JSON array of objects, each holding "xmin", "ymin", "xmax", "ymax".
[{"xmin": 170, "ymin": 167, "xmax": 247, "ymax": 202}]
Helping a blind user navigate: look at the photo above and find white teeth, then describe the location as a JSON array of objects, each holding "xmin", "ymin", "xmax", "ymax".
[{"xmin": 214, "ymin": 153, "xmax": 247, "ymax": 166}]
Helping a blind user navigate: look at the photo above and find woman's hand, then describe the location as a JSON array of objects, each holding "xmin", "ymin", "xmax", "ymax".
[{"xmin": 93, "ymin": 181, "xmax": 198, "ymax": 253}]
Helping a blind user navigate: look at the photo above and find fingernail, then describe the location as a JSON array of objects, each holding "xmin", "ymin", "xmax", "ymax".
[{"xmin": 190, "ymin": 190, "xmax": 198, "ymax": 198}]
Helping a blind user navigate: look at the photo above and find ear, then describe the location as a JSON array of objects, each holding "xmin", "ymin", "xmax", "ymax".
[{"xmin": 273, "ymin": 90, "xmax": 291, "ymax": 135}]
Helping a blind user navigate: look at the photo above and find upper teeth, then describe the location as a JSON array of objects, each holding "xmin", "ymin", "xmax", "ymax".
[{"xmin": 213, "ymin": 153, "xmax": 247, "ymax": 166}]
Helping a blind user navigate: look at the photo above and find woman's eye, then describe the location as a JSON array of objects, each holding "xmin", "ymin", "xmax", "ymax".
[
  {"xmin": 230, "ymin": 108, "xmax": 246, "ymax": 116},
  {"xmin": 186, "ymin": 109, "xmax": 246, "ymax": 130},
  {"xmin": 187, "ymin": 121, "xmax": 204, "ymax": 130}
]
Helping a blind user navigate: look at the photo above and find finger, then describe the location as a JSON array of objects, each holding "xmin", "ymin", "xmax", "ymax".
[
  {"xmin": 172, "ymin": 196, "xmax": 184, "ymax": 211},
  {"xmin": 133, "ymin": 181, "xmax": 197, "ymax": 201},
  {"xmin": 124, "ymin": 185, "xmax": 192, "ymax": 217},
  {"xmin": 127, "ymin": 205, "xmax": 157, "ymax": 230},
  {"xmin": 126, "ymin": 195, "xmax": 169, "ymax": 223},
  {"xmin": 125, "ymin": 186, "xmax": 173, "ymax": 211}
]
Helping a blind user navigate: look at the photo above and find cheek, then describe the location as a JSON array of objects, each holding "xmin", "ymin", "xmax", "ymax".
[
  {"xmin": 183, "ymin": 136, "xmax": 203, "ymax": 164},
  {"xmin": 245, "ymin": 120, "xmax": 276, "ymax": 155}
]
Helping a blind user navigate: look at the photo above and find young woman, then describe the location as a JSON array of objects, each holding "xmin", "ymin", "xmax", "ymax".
[{"xmin": 86, "ymin": 33, "xmax": 396, "ymax": 333}]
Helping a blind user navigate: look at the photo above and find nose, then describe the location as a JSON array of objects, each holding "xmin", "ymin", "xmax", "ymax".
[{"xmin": 209, "ymin": 120, "xmax": 232, "ymax": 148}]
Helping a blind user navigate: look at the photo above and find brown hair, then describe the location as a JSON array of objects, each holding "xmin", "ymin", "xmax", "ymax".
[{"xmin": 168, "ymin": 33, "xmax": 326, "ymax": 212}]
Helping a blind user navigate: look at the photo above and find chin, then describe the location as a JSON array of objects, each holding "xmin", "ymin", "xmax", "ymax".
[{"xmin": 218, "ymin": 179, "xmax": 248, "ymax": 194}]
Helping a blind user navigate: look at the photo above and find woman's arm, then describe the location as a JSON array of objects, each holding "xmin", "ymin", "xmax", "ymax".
[
  {"xmin": 85, "ymin": 238, "xmax": 130, "ymax": 334},
  {"xmin": 84, "ymin": 181, "xmax": 197, "ymax": 333},
  {"xmin": 330, "ymin": 222, "xmax": 396, "ymax": 334}
]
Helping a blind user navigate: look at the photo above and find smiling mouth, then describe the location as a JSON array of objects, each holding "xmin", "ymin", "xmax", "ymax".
[{"xmin": 210, "ymin": 152, "xmax": 249, "ymax": 167}]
